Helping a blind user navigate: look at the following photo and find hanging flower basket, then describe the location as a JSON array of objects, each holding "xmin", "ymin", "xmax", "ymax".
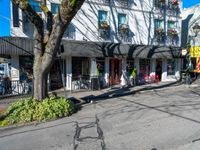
[
  {"xmin": 99, "ymin": 21, "xmax": 110, "ymax": 30},
  {"xmin": 119, "ymin": 24, "xmax": 129, "ymax": 34},
  {"xmin": 168, "ymin": 29, "xmax": 178, "ymax": 38},
  {"xmin": 155, "ymin": 28, "xmax": 165, "ymax": 36}
]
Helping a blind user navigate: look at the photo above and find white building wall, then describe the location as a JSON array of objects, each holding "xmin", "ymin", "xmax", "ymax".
[{"xmin": 10, "ymin": 0, "xmax": 182, "ymax": 47}]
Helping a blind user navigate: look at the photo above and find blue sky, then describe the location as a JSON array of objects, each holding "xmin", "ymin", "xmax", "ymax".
[
  {"xmin": 0, "ymin": 0, "xmax": 10, "ymax": 36},
  {"xmin": 182, "ymin": 0, "xmax": 200, "ymax": 8}
]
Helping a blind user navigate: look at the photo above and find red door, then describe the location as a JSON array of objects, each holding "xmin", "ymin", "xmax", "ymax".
[{"xmin": 110, "ymin": 59, "xmax": 121, "ymax": 85}]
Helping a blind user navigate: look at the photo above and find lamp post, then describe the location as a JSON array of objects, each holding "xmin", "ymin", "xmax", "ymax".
[{"xmin": 185, "ymin": 23, "xmax": 200, "ymax": 84}]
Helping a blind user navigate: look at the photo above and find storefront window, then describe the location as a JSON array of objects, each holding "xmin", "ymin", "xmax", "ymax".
[
  {"xmin": 139, "ymin": 59, "xmax": 150, "ymax": 77},
  {"xmin": 96, "ymin": 58, "xmax": 105, "ymax": 76},
  {"xmin": 126, "ymin": 58, "xmax": 134, "ymax": 76},
  {"xmin": 72, "ymin": 57, "xmax": 90, "ymax": 79},
  {"xmin": 167, "ymin": 59, "xmax": 176, "ymax": 75},
  {"xmin": 19, "ymin": 56, "xmax": 33, "ymax": 82}
]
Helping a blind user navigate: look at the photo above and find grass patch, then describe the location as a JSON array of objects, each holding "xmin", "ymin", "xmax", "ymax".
[{"xmin": 0, "ymin": 96, "xmax": 76, "ymax": 127}]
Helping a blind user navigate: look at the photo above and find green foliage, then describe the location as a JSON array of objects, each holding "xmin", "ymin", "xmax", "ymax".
[
  {"xmin": 0, "ymin": 97, "xmax": 76, "ymax": 127},
  {"xmin": 70, "ymin": 0, "xmax": 77, "ymax": 7}
]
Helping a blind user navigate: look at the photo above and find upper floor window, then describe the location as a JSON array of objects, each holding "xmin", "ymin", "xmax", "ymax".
[
  {"xmin": 12, "ymin": 3, "xmax": 19, "ymax": 27},
  {"xmin": 98, "ymin": 10, "xmax": 108, "ymax": 23},
  {"xmin": 28, "ymin": 0, "xmax": 42, "ymax": 12},
  {"xmin": 51, "ymin": 3, "xmax": 60, "ymax": 14},
  {"xmin": 118, "ymin": 13, "xmax": 129, "ymax": 36},
  {"xmin": 154, "ymin": 0, "xmax": 165, "ymax": 8},
  {"xmin": 118, "ymin": 13, "xmax": 127, "ymax": 25},
  {"xmin": 98, "ymin": 10, "xmax": 110, "ymax": 39},
  {"xmin": 168, "ymin": 21, "xmax": 176, "ymax": 29},
  {"xmin": 154, "ymin": 19, "xmax": 165, "ymax": 42},
  {"xmin": 154, "ymin": 19, "xmax": 163, "ymax": 28}
]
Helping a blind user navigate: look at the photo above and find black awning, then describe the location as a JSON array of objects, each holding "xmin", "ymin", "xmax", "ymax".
[
  {"xmin": 0, "ymin": 37, "xmax": 34, "ymax": 55},
  {"xmin": 62, "ymin": 40, "xmax": 181, "ymax": 58},
  {"xmin": 0, "ymin": 37, "xmax": 181, "ymax": 58}
]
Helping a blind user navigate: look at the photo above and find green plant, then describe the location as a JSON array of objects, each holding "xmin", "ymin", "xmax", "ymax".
[{"xmin": 0, "ymin": 96, "xmax": 76, "ymax": 127}]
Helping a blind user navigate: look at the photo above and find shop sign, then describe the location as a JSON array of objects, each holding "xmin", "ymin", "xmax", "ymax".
[{"xmin": 190, "ymin": 46, "xmax": 200, "ymax": 57}]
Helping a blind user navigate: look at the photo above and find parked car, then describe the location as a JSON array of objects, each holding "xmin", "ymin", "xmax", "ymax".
[{"xmin": 0, "ymin": 74, "xmax": 5, "ymax": 95}]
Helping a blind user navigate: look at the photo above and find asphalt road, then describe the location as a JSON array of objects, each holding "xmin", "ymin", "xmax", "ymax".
[{"xmin": 1, "ymin": 85, "xmax": 200, "ymax": 150}]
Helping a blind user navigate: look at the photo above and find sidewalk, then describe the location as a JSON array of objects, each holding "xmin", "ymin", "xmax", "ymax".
[
  {"xmin": 0, "ymin": 81, "xmax": 183, "ymax": 108},
  {"xmin": 57, "ymin": 81, "xmax": 183, "ymax": 102}
]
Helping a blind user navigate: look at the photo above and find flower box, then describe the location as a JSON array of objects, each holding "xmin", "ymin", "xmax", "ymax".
[
  {"xmin": 155, "ymin": 28, "xmax": 165, "ymax": 36},
  {"xmin": 167, "ymin": 29, "xmax": 178, "ymax": 38},
  {"xmin": 119, "ymin": 24, "xmax": 129, "ymax": 34},
  {"xmin": 99, "ymin": 21, "xmax": 110, "ymax": 30}
]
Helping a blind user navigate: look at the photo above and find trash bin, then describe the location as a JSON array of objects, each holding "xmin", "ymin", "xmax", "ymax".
[{"xmin": 91, "ymin": 77, "xmax": 100, "ymax": 90}]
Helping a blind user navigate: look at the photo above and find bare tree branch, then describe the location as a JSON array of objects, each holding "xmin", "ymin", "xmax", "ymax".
[{"xmin": 42, "ymin": 0, "xmax": 85, "ymax": 72}]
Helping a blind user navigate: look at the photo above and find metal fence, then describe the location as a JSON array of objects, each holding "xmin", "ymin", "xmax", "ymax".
[{"xmin": 0, "ymin": 80, "xmax": 32, "ymax": 98}]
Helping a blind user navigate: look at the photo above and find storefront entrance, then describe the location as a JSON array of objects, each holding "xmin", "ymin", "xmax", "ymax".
[
  {"xmin": 156, "ymin": 59, "xmax": 162, "ymax": 81},
  {"xmin": 109, "ymin": 59, "xmax": 121, "ymax": 85}
]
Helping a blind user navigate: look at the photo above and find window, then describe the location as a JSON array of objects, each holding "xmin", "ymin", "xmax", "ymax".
[
  {"xmin": 139, "ymin": 59, "xmax": 150, "ymax": 77},
  {"xmin": 168, "ymin": 21, "xmax": 176, "ymax": 29},
  {"xmin": 154, "ymin": 19, "xmax": 163, "ymax": 28},
  {"xmin": 72, "ymin": 57, "xmax": 90, "ymax": 78},
  {"xmin": 118, "ymin": 13, "xmax": 127, "ymax": 25},
  {"xmin": 12, "ymin": 3, "xmax": 19, "ymax": 27},
  {"xmin": 51, "ymin": 3, "xmax": 59, "ymax": 14},
  {"xmin": 28, "ymin": 0, "xmax": 41, "ymax": 12},
  {"xmin": 126, "ymin": 58, "xmax": 134, "ymax": 76},
  {"xmin": 167, "ymin": 59, "xmax": 176, "ymax": 75},
  {"xmin": 98, "ymin": 10, "xmax": 108, "ymax": 23}
]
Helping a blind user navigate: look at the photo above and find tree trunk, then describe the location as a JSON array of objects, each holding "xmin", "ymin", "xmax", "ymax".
[{"xmin": 33, "ymin": 55, "xmax": 53, "ymax": 100}]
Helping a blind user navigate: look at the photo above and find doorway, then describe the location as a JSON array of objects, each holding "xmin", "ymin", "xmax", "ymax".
[
  {"xmin": 156, "ymin": 59, "xmax": 162, "ymax": 81},
  {"xmin": 109, "ymin": 59, "xmax": 121, "ymax": 85}
]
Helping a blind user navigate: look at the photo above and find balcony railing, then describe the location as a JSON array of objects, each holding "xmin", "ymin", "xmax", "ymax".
[
  {"xmin": 154, "ymin": 0, "xmax": 166, "ymax": 9},
  {"xmin": 167, "ymin": 29, "xmax": 179, "ymax": 46},
  {"xmin": 116, "ymin": 0, "xmax": 129, "ymax": 7},
  {"xmin": 154, "ymin": 28, "xmax": 165, "ymax": 45},
  {"xmin": 166, "ymin": 35, "xmax": 179, "ymax": 46},
  {"xmin": 98, "ymin": 21, "xmax": 110, "ymax": 39},
  {"xmin": 98, "ymin": 0, "xmax": 111, "ymax": 4},
  {"xmin": 118, "ymin": 24, "xmax": 131, "ymax": 43},
  {"xmin": 168, "ymin": 0, "xmax": 179, "ymax": 10}
]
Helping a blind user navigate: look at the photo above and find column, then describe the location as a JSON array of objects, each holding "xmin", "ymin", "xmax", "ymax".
[
  {"xmin": 10, "ymin": 55, "xmax": 19, "ymax": 81},
  {"xmin": 175, "ymin": 58, "xmax": 181, "ymax": 80},
  {"xmin": 150, "ymin": 59, "xmax": 156, "ymax": 77},
  {"xmin": 134, "ymin": 58, "xmax": 139, "ymax": 75},
  {"xmin": 66, "ymin": 56, "xmax": 72, "ymax": 90},
  {"xmin": 121, "ymin": 58, "xmax": 127, "ymax": 86},
  {"xmin": 104, "ymin": 57, "xmax": 109, "ymax": 86}
]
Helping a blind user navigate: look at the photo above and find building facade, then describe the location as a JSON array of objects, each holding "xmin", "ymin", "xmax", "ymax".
[{"xmin": 0, "ymin": 0, "xmax": 182, "ymax": 91}]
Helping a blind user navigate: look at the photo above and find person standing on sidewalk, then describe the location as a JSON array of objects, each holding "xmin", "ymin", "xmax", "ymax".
[{"xmin": 131, "ymin": 67, "xmax": 137, "ymax": 86}]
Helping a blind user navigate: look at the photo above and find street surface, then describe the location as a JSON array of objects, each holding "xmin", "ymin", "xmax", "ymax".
[{"xmin": 1, "ymin": 85, "xmax": 200, "ymax": 150}]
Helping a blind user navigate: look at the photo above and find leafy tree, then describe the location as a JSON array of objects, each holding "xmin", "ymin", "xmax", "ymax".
[{"xmin": 12, "ymin": 0, "xmax": 85, "ymax": 100}]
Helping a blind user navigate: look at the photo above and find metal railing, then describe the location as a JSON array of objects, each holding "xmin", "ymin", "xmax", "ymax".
[{"xmin": 0, "ymin": 80, "xmax": 32, "ymax": 98}]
